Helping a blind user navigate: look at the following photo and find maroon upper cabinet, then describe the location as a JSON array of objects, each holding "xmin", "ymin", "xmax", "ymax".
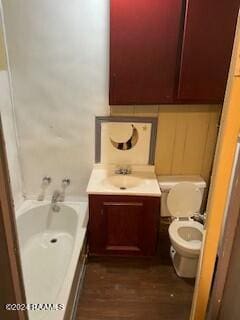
[
  {"xmin": 109, "ymin": 0, "xmax": 183, "ymax": 105},
  {"xmin": 177, "ymin": 0, "xmax": 240, "ymax": 103},
  {"xmin": 110, "ymin": 0, "xmax": 239, "ymax": 105}
]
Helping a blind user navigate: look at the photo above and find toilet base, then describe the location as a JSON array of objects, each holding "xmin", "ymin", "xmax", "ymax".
[{"xmin": 170, "ymin": 246, "xmax": 199, "ymax": 278}]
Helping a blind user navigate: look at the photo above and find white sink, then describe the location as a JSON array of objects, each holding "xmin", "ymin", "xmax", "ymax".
[
  {"xmin": 103, "ymin": 175, "xmax": 143, "ymax": 190},
  {"xmin": 87, "ymin": 164, "xmax": 161, "ymax": 197}
]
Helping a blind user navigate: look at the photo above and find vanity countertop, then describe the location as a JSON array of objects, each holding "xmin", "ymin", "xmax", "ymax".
[{"xmin": 87, "ymin": 164, "xmax": 161, "ymax": 197}]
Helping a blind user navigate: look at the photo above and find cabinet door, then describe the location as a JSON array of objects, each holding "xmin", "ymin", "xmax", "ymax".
[
  {"xmin": 110, "ymin": 0, "xmax": 183, "ymax": 105},
  {"xmin": 88, "ymin": 195, "xmax": 160, "ymax": 256},
  {"xmin": 102, "ymin": 201, "xmax": 145, "ymax": 255},
  {"xmin": 178, "ymin": 0, "xmax": 240, "ymax": 103}
]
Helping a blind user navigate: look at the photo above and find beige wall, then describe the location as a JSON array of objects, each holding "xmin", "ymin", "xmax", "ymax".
[
  {"xmin": 0, "ymin": 27, "xmax": 6, "ymax": 70},
  {"xmin": 111, "ymin": 105, "xmax": 221, "ymax": 183}
]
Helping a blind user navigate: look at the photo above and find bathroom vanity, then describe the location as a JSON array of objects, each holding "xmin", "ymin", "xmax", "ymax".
[{"xmin": 87, "ymin": 165, "xmax": 161, "ymax": 256}]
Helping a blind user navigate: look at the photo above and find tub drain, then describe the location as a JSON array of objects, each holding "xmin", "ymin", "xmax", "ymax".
[
  {"xmin": 120, "ymin": 187, "xmax": 126, "ymax": 190},
  {"xmin": 50, "ymin": 238, "xmax": 58, "ymax": 243}
]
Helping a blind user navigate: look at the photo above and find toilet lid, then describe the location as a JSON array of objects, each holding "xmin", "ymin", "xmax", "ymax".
[{"xmin": 167, "ymin": 182, "xmax": 202, "ymax": 218}]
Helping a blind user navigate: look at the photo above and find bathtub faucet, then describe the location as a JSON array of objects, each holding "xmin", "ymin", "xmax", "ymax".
[
  {"xmin": 51, "ymin": 190, "xmax": 61, "ymax": 212},
  {"xmin": 52, "ymin": 190, "xmax": 61, "ymax": 203}
]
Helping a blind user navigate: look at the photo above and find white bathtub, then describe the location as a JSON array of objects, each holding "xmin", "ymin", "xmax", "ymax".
[{"xmin": 16, "ymin": 200, "xmax": 88, "ymax": 320}]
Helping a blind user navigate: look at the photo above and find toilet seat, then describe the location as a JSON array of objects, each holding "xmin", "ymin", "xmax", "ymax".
[
  {"xmin": 169, "ymin": 219, "xmax": 204, "ymax": 277},
  {"xmin": 166, "ymin": 182, "xmax": 204, "ymax": 277},
  {"xmin": 169, "ymin": 220, "xmax": 203, "ymax": 252},
  {"xmin": 167, "ymin": 182, "xmax": 202, "ymax": 218}
]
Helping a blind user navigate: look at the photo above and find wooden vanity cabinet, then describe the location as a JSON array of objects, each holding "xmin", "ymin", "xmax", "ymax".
[{"xmin": 88, "ymin": 195, "xmax": 160, "ymax": 256}]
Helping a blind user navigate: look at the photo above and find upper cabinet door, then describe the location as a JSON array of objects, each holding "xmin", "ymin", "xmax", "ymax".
[
  {"xmin": 178, "ymin": 0, "xmax": 240, "ymax": 103},
  {"xmin": 110, "ymin": 0, "xmax": 183, "ymax": 105}
]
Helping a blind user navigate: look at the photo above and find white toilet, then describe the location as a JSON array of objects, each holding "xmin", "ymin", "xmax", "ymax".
[{"xmin": 158, "ymin": 176, "xmax": 206, "ymax": 278}]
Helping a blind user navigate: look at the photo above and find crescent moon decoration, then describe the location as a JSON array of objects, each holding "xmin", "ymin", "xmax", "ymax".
[{"xmin": 110, "ymin": 124, "xmax": 139, "ymax": 151}]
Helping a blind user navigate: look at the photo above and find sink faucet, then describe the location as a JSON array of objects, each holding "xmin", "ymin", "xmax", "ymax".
[
  {"xmin": 51, "ymin": 190, "xmax": 61, "ymax": 212},
  {"xmin": 115, "ymin": 166, "xmax": 132, "ymax": 175}
]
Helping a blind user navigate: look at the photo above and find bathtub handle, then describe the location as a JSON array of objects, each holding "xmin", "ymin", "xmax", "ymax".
[{"xmin": 38, "ymin": 176, "xmax": 52, "ymax": 201}]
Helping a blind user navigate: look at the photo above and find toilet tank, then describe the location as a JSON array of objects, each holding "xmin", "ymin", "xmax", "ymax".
[{"xmin": 158, "ymin": 176, "xmax": 207, "ymax": 217}]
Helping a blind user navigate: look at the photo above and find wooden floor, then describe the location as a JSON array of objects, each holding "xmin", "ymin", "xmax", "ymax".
[{"xmin": 77, "ymin": 221, "xmax": 195, "ymax": 320}]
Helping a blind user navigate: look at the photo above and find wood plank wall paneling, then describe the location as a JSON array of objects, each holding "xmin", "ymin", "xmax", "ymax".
[
  {"xmin": 0, "ymin": 28, "xmax": 7, "ymax": 70},
  {"xmin": 110, "ymin": 105, "xmax": 222, "ymax": 183}
]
